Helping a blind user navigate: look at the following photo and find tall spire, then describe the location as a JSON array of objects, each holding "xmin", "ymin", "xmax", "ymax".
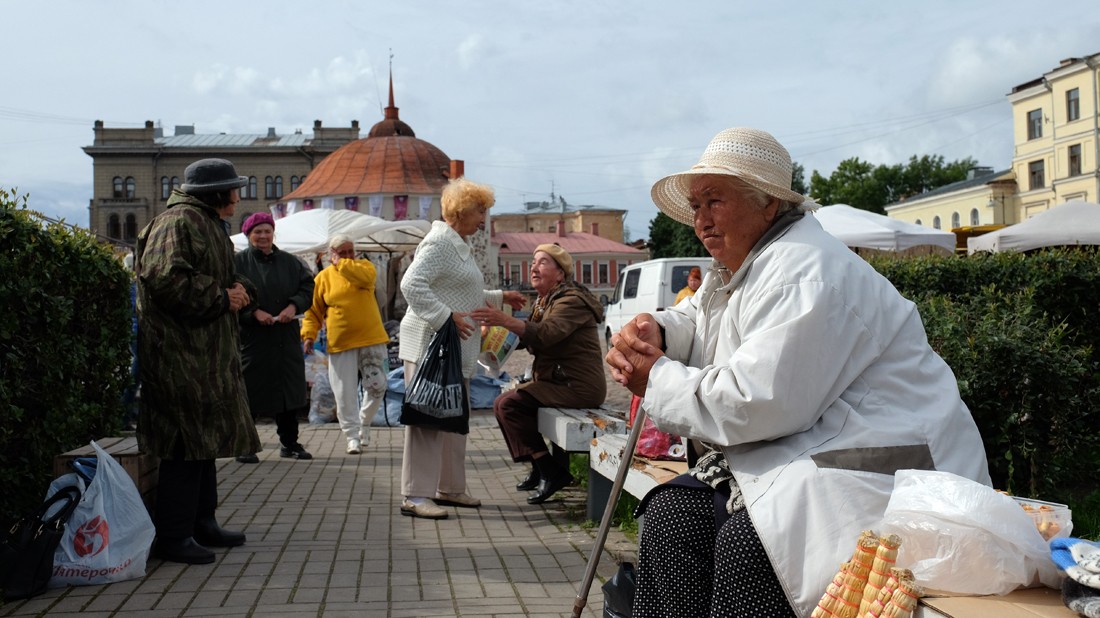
[{"xmin": 384, "ymin": 50, "xmax": 398, "ymax": 121}]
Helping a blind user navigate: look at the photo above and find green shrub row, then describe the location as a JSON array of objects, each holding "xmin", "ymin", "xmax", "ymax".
[
  {"xmin": 0, "ymin": 189, "xmax": 132, "ymax": 524},
  {"xmin": 869, "ymin": 250, "xmax": 1100, "ymax": 503}
]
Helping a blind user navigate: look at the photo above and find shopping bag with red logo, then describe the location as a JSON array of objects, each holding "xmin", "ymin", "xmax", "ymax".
[{"xmin": 45, "ymin": 441, "xmax": 155, "ymax": 587}]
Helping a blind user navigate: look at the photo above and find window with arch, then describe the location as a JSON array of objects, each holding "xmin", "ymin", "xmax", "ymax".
[
  {"xmin": 124, "ymin": 214, "xmax": 138, "ymax": 242},
  {"xmin": 951, "ymin": 212, "xmax": 960, "ymax": 229},
  {"xmin": 932, "ymin": 216, "xmax": 941, "ymax": 230},
  {"xmin": 124, "ymin": 177, "xmax": 136, "ymax": 199},
  {"xmin": 290, "ymin": 176, "xmax": 301, "ymax": 191},
  {"xmin": 915, "ymin": 218, "xmax": 922, "ymax": 226},
  {"xmin": 161, "ymin": 176, "xmax": 171, "ymax": 199},
  {"xmin": 108, "ymin": 214, "xmax": 121, "ymax": 239},
  {"xmin": 274, "ymin": 176, "xmax": 283, "ymax": 198},
  {"xmin": 245, "ymin": 177, "xmax": 257, "ymax": 199},
  {"xmin": 970, "ymin": 209, "xmax": 979, "ymax": 225},
  {"xmin": 113, "ymin": 177, "xmax": 124, "ymax": 198},
  {"xmin": 171, "ymin": 176, "xmax": 180, "ymax": 190},
  {"xmin": 265, "ymin": 176, "xmax": 275, "ymax": 198}
]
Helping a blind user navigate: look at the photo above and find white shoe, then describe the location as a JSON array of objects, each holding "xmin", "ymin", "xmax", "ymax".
[
  {"xmin": 346, "ymin": 438, "xmax": 362, "ymax": 455},
  {"xmin": 400, "ymin": 498, "xmax": 448, "ymax": 519}
]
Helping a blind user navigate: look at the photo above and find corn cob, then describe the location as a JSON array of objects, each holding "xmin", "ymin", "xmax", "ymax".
[{"xmin": 859, "ymin": 534, "xmax": 902, "ymax": 616}]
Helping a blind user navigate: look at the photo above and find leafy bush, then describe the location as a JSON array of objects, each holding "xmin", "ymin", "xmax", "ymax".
[
  {"xmin": 869, "ymin": 250, "xmax": 1100, "ymax": 509},
  {"xmin": 0, "ymin": 189, "xmax": 132, "ymax": 523}
]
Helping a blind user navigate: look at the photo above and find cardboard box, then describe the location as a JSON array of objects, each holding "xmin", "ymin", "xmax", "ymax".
[{"xmin": 917, "ymin": 587, "xmax": 1074, "ymax": 617}]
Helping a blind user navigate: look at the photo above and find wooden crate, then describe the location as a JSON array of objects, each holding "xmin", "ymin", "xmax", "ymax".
[{"xmin": 53, "ymin": 436, "xmax": 159, "ymax": 513}]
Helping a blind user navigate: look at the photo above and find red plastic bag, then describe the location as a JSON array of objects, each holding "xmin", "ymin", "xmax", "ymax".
[{"xmin": 629, "ymin": 395, "xmax": 685, "ymax": 461}]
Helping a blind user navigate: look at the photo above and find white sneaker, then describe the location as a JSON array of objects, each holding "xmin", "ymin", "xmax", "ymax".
[{"xmin": 346, "ymin": 438, "xmax": 362, "ymax": 455}]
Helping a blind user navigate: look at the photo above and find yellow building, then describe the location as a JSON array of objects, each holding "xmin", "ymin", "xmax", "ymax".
[
  {"xmin": 887, "ymin": 51, "xmax": 1099, "ymax": 230},
  {"xmin": 490, "ymin": 196, "xmax": 627, "ymax": 243},
  {"xmin": 1008, "ymin": 52, "xmax": 1100, "ymax": 217}
]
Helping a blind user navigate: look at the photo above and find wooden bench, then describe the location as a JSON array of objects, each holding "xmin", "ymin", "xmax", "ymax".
[
  {"xmin": 587, "ymin": 433, "xmax": 687, "ymax": 521},
  {"xmin": 53, "ymin": 436, "xmax": 159, "ymax": 514},
  {"xmin": 537, "ymin": 405, "xmax": 628, "ymax": 460}
]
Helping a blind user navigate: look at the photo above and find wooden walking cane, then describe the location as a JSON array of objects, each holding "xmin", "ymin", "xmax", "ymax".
[{"xmin": 570, "ymin": 405, "xmax": 648, "ymax": 617}]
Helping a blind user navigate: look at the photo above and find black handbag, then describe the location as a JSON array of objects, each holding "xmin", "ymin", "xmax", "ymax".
[
  {"xmin": 0, "ymin": 484, "xmax": 82, "ymax": 600},
  {"xmin": 401, "ymin": 316, "xmax": 470, "ymax": 434}
]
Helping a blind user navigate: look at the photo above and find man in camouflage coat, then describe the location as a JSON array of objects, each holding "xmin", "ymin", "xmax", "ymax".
[{"xmin": 135, "ymin": 158, "xmax": 261, "ymax": 565}]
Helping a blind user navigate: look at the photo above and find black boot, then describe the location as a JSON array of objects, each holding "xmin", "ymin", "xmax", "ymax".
[
  {"xmin": 152, "ymin": 537, "xmax": 215, "ymax": 565},
  {"xmin": 515, "ymin": 465, "xmax": 541, "ymax": 491},
  {"xmin": 194, "ymin": 517, "xmax": 246, "ymax": 548},
  {"xmin": 527, "ymin": 455, "xmax": 572, "ymax": 505}
]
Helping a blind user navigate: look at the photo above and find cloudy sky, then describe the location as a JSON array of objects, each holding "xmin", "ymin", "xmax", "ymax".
[{"xmin": 4, "ymin": 1, "xmax": 1099, "ymax": 241}]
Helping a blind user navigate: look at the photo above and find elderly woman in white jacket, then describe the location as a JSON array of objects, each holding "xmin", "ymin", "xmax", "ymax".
[
  {"xmin": 607, "ymin": 128, "xmax": 991, "ymax": 618},
  {"xmin": 397, "ymin": 177, "xmax": 525, "ymax": 520}
]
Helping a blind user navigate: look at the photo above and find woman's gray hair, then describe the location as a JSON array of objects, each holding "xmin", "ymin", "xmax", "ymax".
[
  {"xmin": 328, "ymin": 234, "xmax": 354, "ymax": 250},
  {"xmin": 723, "ymin": 176, "xmax": 807, "ymax": 215}
]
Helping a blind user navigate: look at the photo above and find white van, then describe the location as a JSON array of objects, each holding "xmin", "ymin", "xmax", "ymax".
[{"xmin": 603, "ymin": 257, "xmax": 709, "ymax": 346}]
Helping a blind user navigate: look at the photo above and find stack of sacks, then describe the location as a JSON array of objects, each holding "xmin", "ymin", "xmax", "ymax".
[{"xmin": 1051, "ymin": 538, "xmax": 1100, "ymax": 618}]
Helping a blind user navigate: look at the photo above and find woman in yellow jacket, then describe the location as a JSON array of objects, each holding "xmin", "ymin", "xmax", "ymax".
[{"xmin": 301, "ymin": 234, "xmax": 390, "ymax": 455}]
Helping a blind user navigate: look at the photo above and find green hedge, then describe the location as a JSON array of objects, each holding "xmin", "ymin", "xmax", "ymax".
[
  {"xmin": 0, "ymin": 189, "xmax": 132, "ymax": 524},
  {"xmin": 868, "ymin": 250, "xmax": 1100, "ymax": 502}
]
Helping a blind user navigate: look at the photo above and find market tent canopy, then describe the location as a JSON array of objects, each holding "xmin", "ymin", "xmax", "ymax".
[
  {"xmin": 967, "ymin": 200, "xmax": 1100, "ymax": 254},
  {"xmin": 812, "ymin": 204, "xmax": 957, "ymax": 252},
  {"xmin": 231, "ymin": 208, "xmax": 431, "ymax": 255}
]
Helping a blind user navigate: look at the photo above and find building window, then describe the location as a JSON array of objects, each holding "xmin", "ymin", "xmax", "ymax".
[
  {"xmin": 1029, "ymin": 160, "xmax": 1045, "ymax": 190},
  {"xmin": 265, "ymin": 176, "xmax": 275, "ymax": 198},
  {"xmin": 548, "ymin": 223, "xmax": 556, "ymax": 233},
  {"xmin": 509, "ymin": 264, "xmax": 521, "ymax": 287},
  {"xmin": 108, "ymin": 214, "xmax": 121, "ymax": 239},
  {"xmin": 1027, "ymin": 109, "xmax": 1042, "ymax": 140},
  {"xmin": 970, "ymin": 208, "xmax": 979, "ymax": 225},
  {"xmin": 914, "ymin": 218, "xmax": 922, "ymax": 226},
  {"xmin": 275, "ymin": 176, "xmax": 283, "ymax": 198},
  {"xmin": 161, "ymin": 176, "xmax": 170, "ymax": 199},
  {"xmin": 244, "ymin": 177, "xmax": 257, "ymax": 199},
  {"xmin": 124, "ymin": 177, "xmax": 136, "ymax": 199},
  {"xmin": 290, "ymin": 176, "xmax": 301, "ymax": 191},
  {"xmin": 124, "ymin": 214, "xmax": 138, "ymax": 243},
  {"xmin": 171, "ymin": 176, "xmax": 180, "ymax": 190},
  {"xmin": 1067, "ymin": 88, "xmax": 1080, "ymax": 122},
  {"xmin": 598, "ymin": 262, "xmax": 609, "ymax": 285},
  {"xmin": 951, "ymin": 212, "xmax": 960, "ymax": 229},
  {"xmin": 112, "ymin": 177, "xmax": 124, "ymax": 198},
  {"xmin": 1069, "ymin": 144, "xmax": 1082, "ymax": 177},
  {"xmin": 590, "ymin": 222, "xmax": 599, "ymax": 236},
  {"xmin": 932, "ymin": 216, "xmax": 941, "ymax": 230},
  {"xmin": 581, "ymin": 263, "xmax": 593, "ymax": 285}
]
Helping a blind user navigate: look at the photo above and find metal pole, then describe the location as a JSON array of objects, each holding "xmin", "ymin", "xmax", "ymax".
[{"xmin": 571, "ymin": 406, "xmax": 648, "ymax": 618}]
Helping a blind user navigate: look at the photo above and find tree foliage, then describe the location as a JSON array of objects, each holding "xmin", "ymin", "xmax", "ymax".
[
  {"xmin": 810, "ymin": 154, "xmax": 978, "ymax": 214},
  {"xmin": 0, "ymin": 188, "xmax": 132, "ymax": 524},
  {"xmin": 647, "ymin": 212, "xmax": 706, "ymax": 259}
]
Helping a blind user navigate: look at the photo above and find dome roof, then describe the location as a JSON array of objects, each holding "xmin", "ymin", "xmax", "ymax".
[{"xmin": 284, "ymin": 73, "xmax": 451, "ymax": 199}]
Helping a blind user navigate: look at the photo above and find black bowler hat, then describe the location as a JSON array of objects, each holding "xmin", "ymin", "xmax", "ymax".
[{"xmin": 181, "ymin": 158, "xmax": 248, "ymax": 194}]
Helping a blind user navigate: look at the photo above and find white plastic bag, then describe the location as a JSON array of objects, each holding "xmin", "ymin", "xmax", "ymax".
[
  {"xmin": 878, "ymin": 469, "xmax": 1061, "ymax": 596},
  {"xmin": 47, "ymin": 441, "xmax": 155, "ymax": 587}
]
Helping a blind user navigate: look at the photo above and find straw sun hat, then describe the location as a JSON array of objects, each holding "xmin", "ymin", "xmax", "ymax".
[{"xmin": 650, "ymin": 127, "xmax": 815, "ymax": 226}]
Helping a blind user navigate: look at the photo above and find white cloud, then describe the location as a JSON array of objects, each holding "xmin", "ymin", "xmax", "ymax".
[{"xmin": 457, "ymin": 34, "xmax": 486, "ymax": 71}]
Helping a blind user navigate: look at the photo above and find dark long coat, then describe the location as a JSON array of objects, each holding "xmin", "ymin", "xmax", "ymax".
[
  {"xmin": 234, "ymin": 245, "xmax": 314, "ymax": 416},
  {"xmin": 518, "ymin": 282, "xmax": 607, "ymax": 408},
  {"xmin": 135, "ymin": 190, "xmax": 261, "ymax": 460}
]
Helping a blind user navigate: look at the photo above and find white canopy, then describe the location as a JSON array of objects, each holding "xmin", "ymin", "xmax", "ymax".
[
  {"xmin": 812, "ymin": 204, "xmax": 957, "ymax": 252},
  {"xmin": 967, "ymin": 200, "xmax": 1100, "ymax": 254},
  {"xmin": 231, "ymin": 208, "xmax": 431, "ymax": 255}
]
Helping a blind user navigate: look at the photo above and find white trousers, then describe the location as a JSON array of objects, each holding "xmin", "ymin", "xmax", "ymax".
[
  {"xmin": 328, "ymin": 343, "xmax": 387, "ymax": 443},
  {"xmin": 400, "ymin": 360, "xmax": 469, "ymax": 498}
]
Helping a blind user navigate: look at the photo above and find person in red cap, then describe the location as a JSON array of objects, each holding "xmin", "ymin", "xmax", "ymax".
[
  {"xmin": 674, "ymin": 266, "xmax": 703, "ymax": 305},
  {"xmin": 233, "ymin": 211, "xmax": 315, "ymax": 463}
]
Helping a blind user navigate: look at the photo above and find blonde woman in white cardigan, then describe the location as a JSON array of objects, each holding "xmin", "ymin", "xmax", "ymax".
[{"xmin": 398, "ymin": 178, "xmax": 526, "ymax": 519}]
